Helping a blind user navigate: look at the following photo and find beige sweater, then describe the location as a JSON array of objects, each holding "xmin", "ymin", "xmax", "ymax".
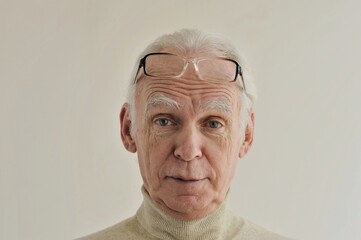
[{"xmin": 77, "ymin": 189, "xmax": 291, "ymax": 240}]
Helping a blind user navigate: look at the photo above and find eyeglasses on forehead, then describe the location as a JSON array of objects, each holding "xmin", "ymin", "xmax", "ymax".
[{"xmin": 134, "ymin": 52, "xmax": 246, "ymax": 92}]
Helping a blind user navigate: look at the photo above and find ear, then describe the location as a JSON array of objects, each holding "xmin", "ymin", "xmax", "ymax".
[
  {"xmin": 239, "ymin": 111, "xmax": 255, "ymax": 158},
  {"xmin": 120, "ymin": 103, "xmax": 137, "ymax": 153}
]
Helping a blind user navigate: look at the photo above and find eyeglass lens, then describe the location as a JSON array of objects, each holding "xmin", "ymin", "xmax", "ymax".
[{"xmin": 144, "ymin": 54, "xmax": 237, "ymax": 81}]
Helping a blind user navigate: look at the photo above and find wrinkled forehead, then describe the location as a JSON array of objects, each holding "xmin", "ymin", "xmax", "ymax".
[
  {"xmin": 135, "ymin": 76, "xmax": 243, "ymax": 113},
  {"xmin": 134, "ymin": 47, "xmax": 243, "ymax": 110},
  {"xmin": 144, "ymin": 92, "xmax": 235, "ymax": 114}
]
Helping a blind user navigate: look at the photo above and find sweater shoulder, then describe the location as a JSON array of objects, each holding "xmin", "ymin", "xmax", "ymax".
[
  {"xmin": 75, "ymin": 216, "xmax": 147, "ymax": 240},
  {"xmin": 235, "ymin": 218, "xmax": 293, "ymax": 240}
]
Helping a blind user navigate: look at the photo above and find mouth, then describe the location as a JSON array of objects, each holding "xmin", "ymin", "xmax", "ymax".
[{"xmin": 167, "ymin": 176, "xmax": 205, "ymax": 183}]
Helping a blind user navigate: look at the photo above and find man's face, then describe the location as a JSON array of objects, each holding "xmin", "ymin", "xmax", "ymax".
[{"xmin": 120, "ymin": 50, "xmax": 254, "ymax": 220}]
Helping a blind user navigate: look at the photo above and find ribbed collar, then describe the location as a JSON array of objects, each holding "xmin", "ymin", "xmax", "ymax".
[{"xmin": 136, "ymin": 187, "xmax": 235, "ymax": 240}]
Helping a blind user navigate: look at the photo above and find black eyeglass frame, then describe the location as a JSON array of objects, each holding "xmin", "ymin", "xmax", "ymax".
[{"xmin": 134, "ymin": 52, "xmax": 246, "ymax": 92}]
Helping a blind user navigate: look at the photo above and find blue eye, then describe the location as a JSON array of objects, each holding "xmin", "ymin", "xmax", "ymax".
[
  {"xmin": 207, "ymin": 120, "xmax": 222, "ymax": 128},
  {"xmin": 155, "ymin": 118, "xmax": 170, "ymax": 126}
]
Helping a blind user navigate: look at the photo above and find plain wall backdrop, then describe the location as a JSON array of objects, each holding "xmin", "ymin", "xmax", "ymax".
[{"xmin": 1, "ymin": 0, "xmax": 360, "ymax": 239}]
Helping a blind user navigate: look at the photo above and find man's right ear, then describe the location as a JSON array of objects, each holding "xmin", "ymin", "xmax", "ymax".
[{"xmin": 120, "ymin": 103, "xmax": 137, "ymax": 153}]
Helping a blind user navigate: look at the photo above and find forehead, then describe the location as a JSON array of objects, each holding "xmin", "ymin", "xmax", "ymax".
[
  {"xmin": 135, "ymin": 77, "xmax": 242, "ymax": 112},
  {"xmin": 135, "ymin": 47, "xmax": 243, "ymax": 110}
]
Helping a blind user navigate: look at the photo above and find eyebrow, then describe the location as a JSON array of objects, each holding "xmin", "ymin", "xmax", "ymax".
[
  {"xmin": 145, "ymin": 95, "xmax": 232, "ymax": 115},
  {"xmin": 199, "ymin": 98, "xmax": 232, "ymax": 114},
  {"xmin": 146, "ymin": 95, "xmax": 182, "ymax": 113}
]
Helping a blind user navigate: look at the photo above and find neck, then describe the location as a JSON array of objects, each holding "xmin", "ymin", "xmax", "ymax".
[
  {"xmin": 137, "ymin": 187, "xmax": 236, "ymax": 240},
  {"xmin": 152, "ymin": 194, "xmax": 223, "ymax": 221}
]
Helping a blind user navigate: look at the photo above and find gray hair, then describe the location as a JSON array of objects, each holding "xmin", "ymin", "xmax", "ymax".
[{"xmin": 126, "ymin": 29, "xmax": 257, "ymax": 134}]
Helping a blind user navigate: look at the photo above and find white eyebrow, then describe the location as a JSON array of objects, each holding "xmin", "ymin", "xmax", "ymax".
[
  {"xmin": 146, "ymin": 95, "xmax": 181, "ymax": 113},
  {"xmin": 199, "ymin": 98, "xmax": 232, "ymax": 113}
]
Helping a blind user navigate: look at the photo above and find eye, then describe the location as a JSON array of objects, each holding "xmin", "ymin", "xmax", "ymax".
[
  {"xmin": 154, "ymin": 118, "xmax": 172, "ymax": 126},
  {"xmin": 206, "ymin": 120, "xmax": 223, "ymax": 129}
]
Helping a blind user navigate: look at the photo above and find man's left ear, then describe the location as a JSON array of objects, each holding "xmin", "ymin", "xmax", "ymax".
[{"xmin": 239, "ymin": 111, "xmax": 255, "ymax": 159}]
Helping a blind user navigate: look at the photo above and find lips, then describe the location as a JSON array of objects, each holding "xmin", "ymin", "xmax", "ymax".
[{"xmin": 167, "ymin": 176, "xmax": 205, "ymax": 182}]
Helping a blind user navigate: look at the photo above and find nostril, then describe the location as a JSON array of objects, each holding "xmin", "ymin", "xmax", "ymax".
[
  {"xmin": 173, "ymin": 127, "xmax": 203, "ymax": 161},
  {"xmin": 174, "ymin": 150, "xmax": 202, "ymax": 162}
]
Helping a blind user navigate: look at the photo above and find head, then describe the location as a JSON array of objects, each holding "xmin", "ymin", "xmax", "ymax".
[{"xmin": 120, "ymin": 29, "xmax": 257, "ymax": 220}]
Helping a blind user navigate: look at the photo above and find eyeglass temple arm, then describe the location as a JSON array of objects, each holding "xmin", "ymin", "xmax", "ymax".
[
  {"xmin": 133, "ymin": 58, "xmax": 145, "ymax": 83},
  {"xmin": 238, "ymin": 65, "xmax": 247, "ymax": 93}
]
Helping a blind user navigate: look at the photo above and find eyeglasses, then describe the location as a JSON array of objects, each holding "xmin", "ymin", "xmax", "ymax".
[{"xmin": 134, "ymin": 53, "xmax": 246, "ymax": 91}]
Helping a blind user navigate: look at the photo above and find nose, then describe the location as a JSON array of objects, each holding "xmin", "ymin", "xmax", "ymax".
[{"xmin": 174, "ymin": 125, "xmax": 203, "ymax": 161}]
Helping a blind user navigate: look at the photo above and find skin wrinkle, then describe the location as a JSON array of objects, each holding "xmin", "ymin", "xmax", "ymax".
[
  {"xmin": 199, "ymin": 98, "xmax": 232, "ymax": 114},
  {"xmin": 127, "ymin": 31, "xmax": 256, "ymax": 136},
  {"xmin": 131, "ymin": 73, "xmax": 245, "ymax": 135},
  {"xmin": 138, "ymin": 79, "xmax": 240, "ymax": 135},
  {"xmin": 146, "ymin": 94, "xmax": 182, "ymax": 115},
  {"xmin": 135, "ymin": 79, "xmax": 242, "ymax": 219},
  {"xmin": 132, "ymin": 72, "xmax": 242, "ymax": 134},
  {"xmin": 146, "ymin": 95, "xmax": 235, "ymax": 146},
  {"xmin": 146, "ymin": 94, "xmax": 233, "ymax": 117},
  {"xmin": 122, "ymin": 48, "xmax": 253, "ymax": 221},
  {"xmin": 140, "ymin": 78, "xmax": 238, "ymax": 107},
  {"xmin": 137, "ymin": 61, "xmax": 241, "ymax": 84}
]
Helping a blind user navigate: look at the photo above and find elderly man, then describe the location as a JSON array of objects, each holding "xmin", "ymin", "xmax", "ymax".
[{"xmin": 79, "ymin": 29, "xmax": 290, "ymax": 240}]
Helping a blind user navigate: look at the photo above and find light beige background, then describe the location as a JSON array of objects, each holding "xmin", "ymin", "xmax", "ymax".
[{"xmin": 1, "ymin": 0, "xmax": 360, "ymax": 239}]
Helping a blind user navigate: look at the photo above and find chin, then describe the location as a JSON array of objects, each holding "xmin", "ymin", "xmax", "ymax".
[{"xmin": 160, "ymin": 193, "xmax": 216, "ymax": 220}]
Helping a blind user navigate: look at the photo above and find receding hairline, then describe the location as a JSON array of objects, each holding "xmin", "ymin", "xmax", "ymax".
[
  {"xmin": 141, "ymin": 29, "xmax": 241, "ymax": 62},
  {"xmin": 126, "ymin": 29, "xmax": 257, "ymax": 134}
]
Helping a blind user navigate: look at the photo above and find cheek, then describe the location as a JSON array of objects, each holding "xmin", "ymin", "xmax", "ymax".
[
  {"xmin": 209, "ymin": 131, "xmax": 238, "ymax": 159},
  {"xmin": 207, "ymin": 133, "xmax": 240, "ymax": 187},
  {"xmin": 136, "ymin": 130, "xmax": 173, "ymax": 184}
]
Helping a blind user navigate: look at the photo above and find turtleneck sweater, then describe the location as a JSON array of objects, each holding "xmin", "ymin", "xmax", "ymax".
[{"xmin": 77, "ymin": 188, "xmax": 291, "ymax": 240}]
